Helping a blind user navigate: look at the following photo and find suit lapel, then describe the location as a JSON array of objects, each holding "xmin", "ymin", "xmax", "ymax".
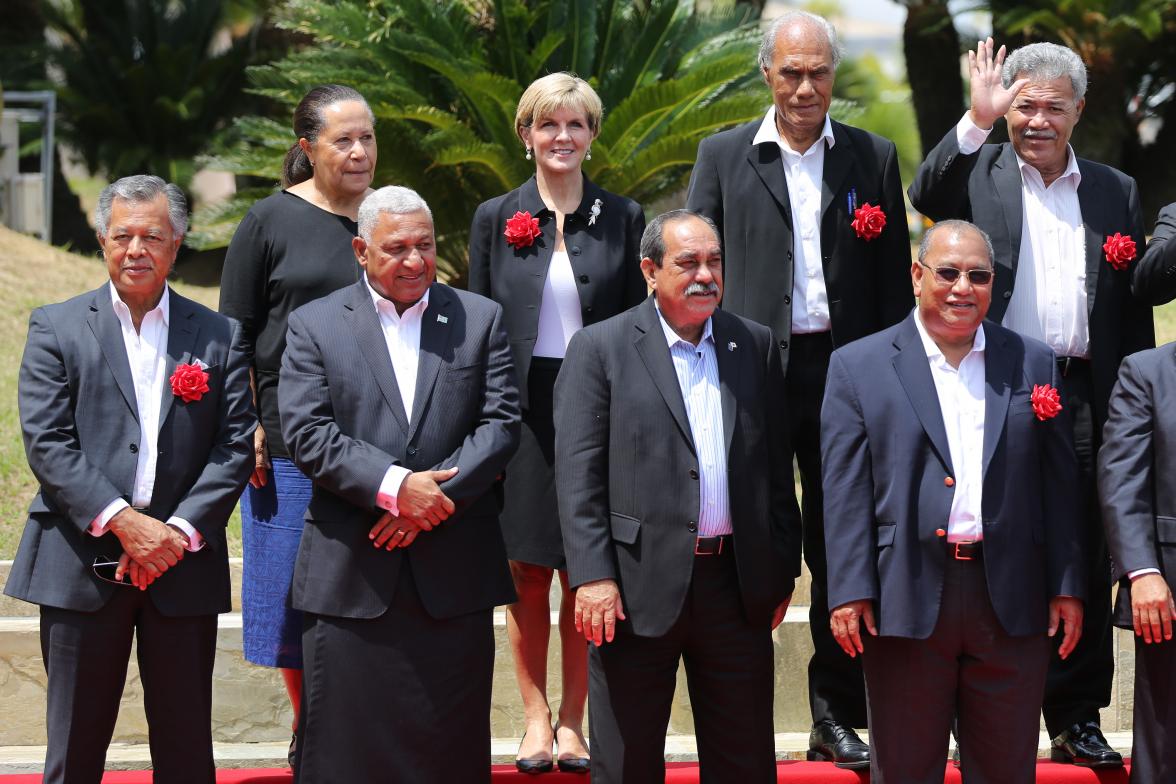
[
  {"xmin": 157, "ymin": 290, "xmax": 200, "ymax": 432},
  {"xmin": 87, "ymin": 287, "xmax": 139, "ymax": 421},
  {"xmin": 891, "ymin": 317, "xmax": 954, "ymax": 474},
  {"xmin": 633, "ymin": 300, "xmax": 696, "ymax": 452},
  {"xmin": 408, "ymin": 286, "xmax": 453, "ymax": 441},
  {"xmin": 344, "ymin": 282, "xmax": 409, "ymax": 433},
  {"xmin": 980, "ymin": 325, "xmax": 1014, "ymax": 477},
  {"xmin": 712, "ymin": 313, "xmax": 739, "ymax": 456},
  {"xmin": 820, "ymin": 123, "xmax": 853, "ymax": 223},
  {"xmin": 1077, "ymin": 161, "xmax": 1105, "ymax": 317},
  {"xmin": 746, "ymin": 140, "xmax": 793, "ymax": 230},
  {"xmin": 992, "ymin": 145, "xmax": 1025, "ymax": 274}
]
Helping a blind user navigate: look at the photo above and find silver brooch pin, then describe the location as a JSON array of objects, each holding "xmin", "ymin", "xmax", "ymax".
[
  {"xmin": 588, "ymin": 198, "xmax": 603, "ymax": 226},
  {"xmin": 727, "ymin": 341, "xmax": 737, "ymax": 351},
  {"xmin": 437, "ymin": 314, "xmax": 448, "ymax": 324}
]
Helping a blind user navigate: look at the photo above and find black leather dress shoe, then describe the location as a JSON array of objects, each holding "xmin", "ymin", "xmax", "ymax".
[
  {"xmin": 806, "ymin": 721, "xmax": 870, "ymax": 770},
  {"xmin": 1050, "ymin": 722, "xmax": 1124, "ymax": 768}
]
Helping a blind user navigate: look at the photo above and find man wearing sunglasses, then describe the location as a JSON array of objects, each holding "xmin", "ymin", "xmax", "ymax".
[
  {"xmin": 821, "ymin": 220, "xmax": 1084, "ymax": 783},
  {"xmin": 4, "ymin": 175, "xmax": 255, "ymax": 784},
  {"xmin": 909, "ymin": 39, "xmax": 1153, "ymax": 766}
]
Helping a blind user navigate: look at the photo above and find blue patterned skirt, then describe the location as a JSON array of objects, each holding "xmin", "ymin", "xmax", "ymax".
[{"xmin": 241, "ymin": 457, "xmax": 311, "ymax": 669}]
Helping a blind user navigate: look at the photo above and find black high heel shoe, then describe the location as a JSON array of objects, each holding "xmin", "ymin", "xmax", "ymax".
[
  {"xmin": 554, "ymin": 723, "xmax": 590, "ymax": 775},
  {"xmin": 515, "ymin": 729, "xmax": 554, "ymax": 775}
]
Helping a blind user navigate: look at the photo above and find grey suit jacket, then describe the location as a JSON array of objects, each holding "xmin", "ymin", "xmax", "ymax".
[
  {"xmin": 279, "ymin": 281, "xmax": 520, "ymax": 620},
  {"xmin": 4, "ymin": 286, "xmax": 256, "ymax": 615},
  {"xmin": 554, "ymin": 296, "xmax": 802, "ymax": 638},
  {"xmin": 822, "ymin": 316, "xmax": 1084, "ymax": 638},
  {"xmin": 908, "ymin": 128, "xmax": 1154, "ymax": 421},
  {"xmin": 1134, "ymin": 203, "xmax": 1176, "ymax": 306},
  {"xmin": 685, "ymin": 116, "xmax": 912, "ymax": 374},
  {"xmin": 1098, "ymin": 342, "xmax": 1176, "ymax": 629}
]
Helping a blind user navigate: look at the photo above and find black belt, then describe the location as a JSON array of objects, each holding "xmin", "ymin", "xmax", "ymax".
[
  {"xmin": 695, "ymin": 535, "xmax": 731, "ymax": 556},
  {"xmin": 947, "ymin": 540, "xmax": 983, "ymax": 560},
  {"xmin": 1056, "ymin": 356, "xmax": 1090, "ymax": 378}
]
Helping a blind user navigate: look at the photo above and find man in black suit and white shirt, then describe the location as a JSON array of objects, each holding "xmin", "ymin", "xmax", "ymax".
[
  {"xmin": 279, "ymin": 186, "xmax": 520, "ymax": 783},
  {"xmin": 4, "ymin": 174, "xmax": 256, "ymax": 783},
  {"xmin": 685, "ymin": 12, "xmax": 910, "ymax": 764},
  {"xmin": 555, "ymin": 210, "xmax": 802, "ymax": 783},
  {"xmin": 1135, "ymin": 202, "xmax": 1176, "ymax": 306},
  {"xmin": 909, "ymin": 39, "xmax": 1153, "ymax": 765}
]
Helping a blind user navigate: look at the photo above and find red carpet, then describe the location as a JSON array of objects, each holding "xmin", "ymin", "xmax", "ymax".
[{"xmin": 0, "ymin": 761, "xmax": 1132, "ymax": 782}]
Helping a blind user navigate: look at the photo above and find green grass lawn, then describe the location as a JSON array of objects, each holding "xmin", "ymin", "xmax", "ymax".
[{"xmin": 0, "ymin": 227, "xmax": 1174, "ymax": 558}]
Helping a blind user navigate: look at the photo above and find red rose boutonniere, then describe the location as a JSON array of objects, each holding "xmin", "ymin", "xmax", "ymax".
[
  {"xmin": 1102, "ymin": 233, "xmax": 1137, "ymax": 271},
  {"xmin": 170, "ymin": 361, "xmax": 210, "ymax": 403},
  {"xmin": 851, "ymin": 203, "xmax": 886, "ymax": 241},
  {"xmin": 1030, "ymin": 384, "xmax": 1062, "ymax": 421},
  {"xmin": 504, "ymin": 211, "xmax": 541, "ymax": 250}
]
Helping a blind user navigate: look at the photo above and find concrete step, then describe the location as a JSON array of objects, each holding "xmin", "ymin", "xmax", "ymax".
[
  {"xmin": 0, "ymin": 731, "xmax": 1136, "ymax": 774},
  {"xmin": 0, "ymin": 606, "xmax": 1139, "ymax": 748}
]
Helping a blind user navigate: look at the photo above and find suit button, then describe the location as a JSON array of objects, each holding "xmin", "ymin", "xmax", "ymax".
[
  {"xmin": 783, "ymin": 295, "xmax": 792, "ymax": 305},
  {"xmin": 689, "ymin": 469, "xmax": 699, "ymax": 480},
  {"xmin": 936, "ymin": 528, "xmax": 946, "ymax": 538},
  {"xmin": 780, "ymin": 340, "xmax": 789, "ymax": 350},
  {"xmin": 1003, "ymin": 291, "xmax": 1012, "ymax": 299},
  {"xmin": 407, "ymin": 446, "xmax": 418, "ymax": 456},
  {"xmin": 787, "ymin": 251, "xmax": 793, "ymax": 260},
  {"xmin": 579, "ymin": 274, "xmax": 589, "ymax": 283},
  {"xmin": 944, "ymin": 476, "xmax": 954, "ymax": 487},
  {"xmin": 687, "ymin": 521, "xmax": 697, "ymax": 532},
  {"xmin": 571, "ymin": 246, "xmax": 581, "ymax": 256},
  {"xmin": 129, "ymin": 443, "xmax": 138, "ymax": 454},
  {"xmin": 585, "ymin": 306, "xmax": 594, "ymax": 314}
]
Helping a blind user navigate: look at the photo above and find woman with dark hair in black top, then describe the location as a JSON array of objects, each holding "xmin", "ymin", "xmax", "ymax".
[{"xmin": 219, "ymin": 83, "xmax": 375, "ymax": 769}]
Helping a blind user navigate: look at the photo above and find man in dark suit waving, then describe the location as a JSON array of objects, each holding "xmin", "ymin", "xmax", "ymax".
[
  {"xmin": 279, "ymin": 185, "xmax": 520, "ymax": 783},
  {"xmin": 822, "ymin": 220, "xmax": 1085, "ymax": 784},
  {"xmin": 685, "ymin": 12, "xmax": 910, "ymax": 762},
  {"xmin": 5, "ymin": 174, "xmax": 256, "ymax": 783},
  {"xmin": 555, "ymin": 210, "xmax": 802, "ymax": 783},
  {"xmin": 908, "ymin": 39, "xmax": 1152, "ymax": 765},
  {"xmin": 1098, "ymin": 343, "xmax": 1176, "ymax": 782}
]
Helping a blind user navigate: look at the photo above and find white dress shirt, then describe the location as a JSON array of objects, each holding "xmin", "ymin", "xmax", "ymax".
[
  {"xmin": 956, "ymin": 114, "xmax": 1089, "ymax": 358},
  {"xmin": 655, "ymin": 307, "xmax": 731, "ymax": 537},
  {"xmin": 914, "ymin": 310, "xmax": 986, "ymax": 542},
  {"xmin": 370, "ymin": 277, "xmax": 430, "ymax": 515},
  {"xmin": 533, "ymin": 249, "xmax": 584, "ymax": 359},
  {"xmin": 752, "ymin": 106, "xmax": 836, "ymax": 334},
  {"xmin": 89, "ymin": 283, "xmax": 202, "ymax": 551}
]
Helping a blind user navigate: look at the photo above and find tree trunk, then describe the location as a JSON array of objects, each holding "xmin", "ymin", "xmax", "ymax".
[{"xmin": 902, "ymin": 1, "xmax": 965, "ymax": 157}]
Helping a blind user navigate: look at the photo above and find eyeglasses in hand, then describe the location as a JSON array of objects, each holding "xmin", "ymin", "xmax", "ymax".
[{"xmin": 92, "ymin": 556, "xmax": 133, "ymax": 586}]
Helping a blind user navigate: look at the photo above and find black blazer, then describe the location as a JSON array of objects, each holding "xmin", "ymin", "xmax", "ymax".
[
  {"xmin": 1134, "ymin": 203, "xmax": 1176, "ymax": 306},
  {"xmin": 279, "ymin": 281, "xmax": 521, "ymax": 620},
  {"xmin": 1098, "ymin": 343, "xmax": 1176, "ymax": 629},
  {"xmin": 5, "ymin": 287, "xmax": 256, "ymax": 615},
  {"xmin": 468, "ymin": 175, "xmax": 646, "ymax": 406},
  {"xmin": 821, "ymin": 316, "xmax": 1084, "ymax": 638},
  {"xmin": 685, "ymin": 116, "xmax": 912, "ymax": 373},
  {"xmin": 554, "ymin": 297, "xmax": 802, "ymax": 637},
  {"xmin": 909, "ymin": 128, "xmax": 1155, "ymax": 422}
]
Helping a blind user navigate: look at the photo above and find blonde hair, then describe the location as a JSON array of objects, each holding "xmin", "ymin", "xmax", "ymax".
[{"xmin": 515, "ymin": 72, "xmax": 603, "ymax": 144}]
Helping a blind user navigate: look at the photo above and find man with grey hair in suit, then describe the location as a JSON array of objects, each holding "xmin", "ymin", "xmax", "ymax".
[
  {"xmin": 909, "ymin": 37, "xmax": 1153, "ymax": 766},
  {"xmin": 279, "ymin": 185, "xmax": 520, "ymax": 783},
  {"xmin": 5, "ymin": 174, "xmax": 256, "ymax": 783}
]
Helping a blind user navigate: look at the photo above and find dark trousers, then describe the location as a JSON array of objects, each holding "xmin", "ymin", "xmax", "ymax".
[
  {"xmin": 1130, "ymin": 634, "xmax": 1176, "ymax": 783},
  {"xmin": 40, "ymin": 589, "xmax": 217, "ymax": 784},
  {"xmin": 587, "ymin": 549, "xmax": 776, "ymax": 784},
  {"xmin": 787, "ymin": 331, "xmax": 867, "ymax": 728},
  {"xmin": 294, "ymin": 559, "xmax": 495, "ymax": 784},
  {"xmin": 1042, "ymin": 360, "xmax": 1114, "ymax": 735},
  {"xmin": 863, "ymin": 558, "xmax": 1050, "ymax": 784}
]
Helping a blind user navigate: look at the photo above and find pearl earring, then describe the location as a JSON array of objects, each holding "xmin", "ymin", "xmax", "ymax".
[
  {"xmin": 585, "ymin": 148, "xmax": 592, "ymax": 161},
  {"xmin": 525, "ymin": 147, "xmax": 532, "ymax": 161}
]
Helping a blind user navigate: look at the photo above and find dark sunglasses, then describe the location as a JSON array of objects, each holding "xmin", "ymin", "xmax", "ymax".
[
  {"xmin": 92, "ymin": 556, "xmax": 133, "ymax": 586},
  {"xmin": 919, "ymin": 261, "xmax": 994, "ymax": 286}
]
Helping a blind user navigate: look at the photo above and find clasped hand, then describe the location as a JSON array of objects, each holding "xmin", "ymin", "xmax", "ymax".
[
  {"xmin": 369, "ymin": 467, "xmax": 460, "ymax": 549},
  {"xmin": 108, "ymin": 508, "xmax": 188, "ymax": 590}
]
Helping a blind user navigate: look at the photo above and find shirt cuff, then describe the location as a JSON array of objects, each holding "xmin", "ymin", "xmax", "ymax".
[
  {"xmin": 1129, "ymin": 568, "xmax": 1162, "ymax": 580},
  {"xmin": 955, "ymin": 113, "xmax": 992, "ymax": 156},
  {"xmin": 166, "ymin": 518, "xmax": 205, "ymax": 552},
  {"xmin": 376, "ymin": 465, "xmax": 412, "ymax": 515},
  {"xmin": 89, "ymin": 498, "xmax": 129, "ymax": 537}
]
